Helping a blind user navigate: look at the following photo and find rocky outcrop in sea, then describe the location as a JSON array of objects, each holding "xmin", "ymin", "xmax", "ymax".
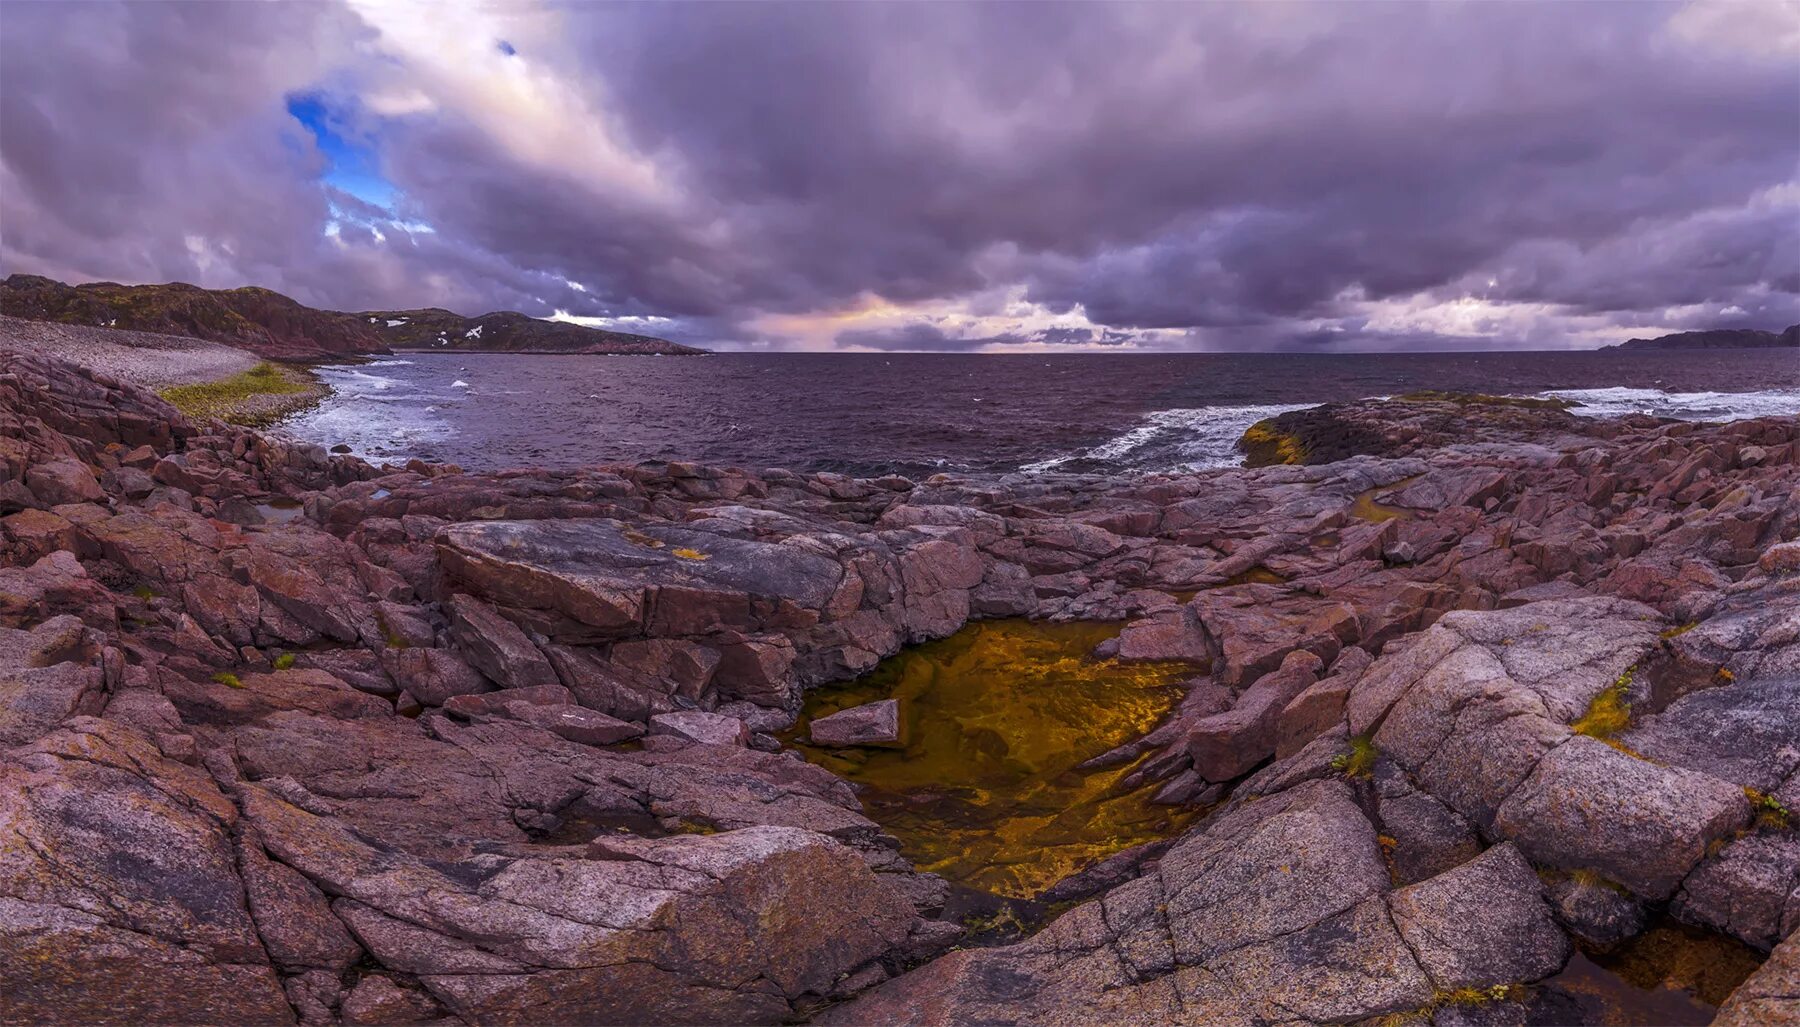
[{"xmin": 2, "ymin": 347, "xmax": 1797, "ymax": 1025}]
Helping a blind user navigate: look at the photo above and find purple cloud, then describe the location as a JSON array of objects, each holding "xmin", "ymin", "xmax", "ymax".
[{"xmin": 2, "ymin": 1, "xmax": 1795, "ymax": 350}]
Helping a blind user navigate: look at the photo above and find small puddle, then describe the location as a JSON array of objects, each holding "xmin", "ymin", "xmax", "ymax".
[
  {"xmin": 1540, "ymin": 920, "xmax": 1763, "ymax": 1025},
  {"xmin": 254, "ymin": 498, "xmax": 306, "ymax": 524},
  {"xmin": 790, "ymin": 619, "xmax": 1197, "ymax": 900},
  {"xmin": 1349, "ymin": 484, "xmax": 1414, "ymax": 523}
]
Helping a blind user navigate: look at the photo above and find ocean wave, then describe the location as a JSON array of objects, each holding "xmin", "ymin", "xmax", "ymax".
[
  {"xmin": 1543, "ymin": 387, "xmax": 1800, "ymax": 422},
  {"xmin": 1024, "ymin": 403, "xmax": 1315, "ymax": 473}
]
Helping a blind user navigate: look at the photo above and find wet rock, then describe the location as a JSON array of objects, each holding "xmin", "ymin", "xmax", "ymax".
[
  {"xmin": 1713, "ymin": 930, "xmax": 1800, "ymax": 1027},
  {"xmin": 1545, "ymin": 874, "xmax": 1646, "ymax": 950},
  {"xmin": 809, "ymin": 698, "xmax": 900, "ymax": 747}
]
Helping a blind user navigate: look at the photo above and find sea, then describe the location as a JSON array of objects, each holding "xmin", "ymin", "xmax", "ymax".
[{"xmin": 281, "ymin": 349, "xmax": 1800, "ymax": 478}]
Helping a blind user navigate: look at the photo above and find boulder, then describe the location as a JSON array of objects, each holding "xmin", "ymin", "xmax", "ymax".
[
  {"xmin": 1546, "ymin": 874, "xmax": 1646, "ymax": 950},
  {"xmin": 24, "ymin": 458, "xmax": 103, "ymax": 505},
  {"xmin": 437, "ymin": 518, "xmax": 845, "ymax": 639},
  {"xmin": 380, "ymin": 646, "xmax": 493, "ymax": 706},
  {"xmin": 0, "ymin": 614, "xmax": 106, "ymax": 745},
  {"xmin": 503, "ymin": 701, "xmax": 643, "ymax": 746},
  {"xmin": 1493, "ymin": 736, "xmax": 1751, "ymax": 899},
  {"xmin": 809, "ymin": 699, "xmax": 901, "ymax": 747},
  {"xmin": 1671, "ymin": 832, "xmax": 1800, "ymax": 950},
  {"xmin": 1186, "ymin": 649, "xmax": 1323, "ymax": 781}
]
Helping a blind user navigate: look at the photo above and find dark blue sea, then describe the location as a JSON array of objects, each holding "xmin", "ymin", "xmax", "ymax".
[{"xmin": 284, "ymin": 349, "xmax": 1800, "ymax": 477}]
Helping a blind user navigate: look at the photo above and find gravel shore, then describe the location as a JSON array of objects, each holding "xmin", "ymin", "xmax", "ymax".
[{"xmin": 0, "ymin": 313, "xmax": 262, "ymax": 390}]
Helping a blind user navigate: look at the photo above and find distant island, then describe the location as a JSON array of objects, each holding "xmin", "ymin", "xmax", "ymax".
[
  {"xmin": 1603, "ymin": 323, "xmax": 1799, "ymax": 352},
  {"xmin": 0, "ymin": 274, "xmax": 702, "ymax": 360}
]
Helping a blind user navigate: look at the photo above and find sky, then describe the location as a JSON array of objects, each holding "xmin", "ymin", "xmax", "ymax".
[{"xmin": 1, "ymin": 1, "xmax": 1797, "ymax": 353}]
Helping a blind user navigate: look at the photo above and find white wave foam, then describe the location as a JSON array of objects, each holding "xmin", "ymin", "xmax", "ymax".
[
  {"xmin": 1024, "ymin": 403, "xmax": 1315, "ymax": 473},
  {"xmin": 1543, "ymin": 387, "xmax": 1800, "ymax": 422}
]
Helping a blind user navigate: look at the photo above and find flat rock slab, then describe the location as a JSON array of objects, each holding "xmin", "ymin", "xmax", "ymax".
[
  {"xmin": 438, "ymin": 518, "xmax": 844, "ymax": 638},
  {"xmin": 1619, "ymin": 675, "xmax": 1800, "ymax": 792}
]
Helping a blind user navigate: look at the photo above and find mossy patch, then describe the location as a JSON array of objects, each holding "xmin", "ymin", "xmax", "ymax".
[
  {"xmin": 1239, "ymin": 419, "xmax": 1309, "ymax": 467},
  {"xmin": 159, "ymin": 362, "xmax": 325, "ymax": 426},
  {"xmin": 1573, "ymin": 668, "xmax": 1635, "ymax": 742},
  {"xmin": 271, "ymin": 652, "xmax": 296, "ymax": 671},
  {"xmin": 211, "ymin": 672, "xmax": 243, "ymax": 689},
  {"xmin": 1745, "ymin": 787, "xmax": 1791, "ymax": 831},
  {"xmin": 1331, "ymin": 734, "xmax": 1379, "ymax": 779},
  {"xmin": 670, "ymin": 547, "xmax": 710, "ymax": 561}
]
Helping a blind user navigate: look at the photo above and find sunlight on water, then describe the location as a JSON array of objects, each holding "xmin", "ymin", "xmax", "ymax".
[{"xmin": 792, "ymin": 619, "xmax": 1199, "ymax": 898}]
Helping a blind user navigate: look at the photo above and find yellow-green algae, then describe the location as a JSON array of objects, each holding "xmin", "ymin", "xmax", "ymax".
[
  {"xmin": 1349, "ymin": 476, "xmax": 1420, "ymax": 523},
  {"xmin": 791, "ymin": 619, "xmax": 1198, "ymax": 898}
]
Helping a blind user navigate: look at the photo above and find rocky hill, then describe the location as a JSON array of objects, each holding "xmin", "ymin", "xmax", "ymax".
[
  {"xmin": 1604, "ymin": 323, "xmax": 1800, "ymax": 351},
  {"xmin": 357, "ymin": 306, "xmax": 697, "ymax": 355},
  {"xmin": 0, "ymin": 274, "xmax": 701, "ymax": 360}
]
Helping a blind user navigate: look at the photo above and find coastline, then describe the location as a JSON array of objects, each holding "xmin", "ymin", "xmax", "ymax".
[
  {"xmin": 0, "ymin": 314, "xmax": 329, "ymax": 426},
  {"xmin": 1, "ymin": 345, "xmax": 1797, "ymax": 1025}
]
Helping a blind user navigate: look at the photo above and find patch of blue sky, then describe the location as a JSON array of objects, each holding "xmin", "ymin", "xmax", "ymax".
[{"xmin": 286, "ymin": 92, "xmax": 399, "ymax": 211}]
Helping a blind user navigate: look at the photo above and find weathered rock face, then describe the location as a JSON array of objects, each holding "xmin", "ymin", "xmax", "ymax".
[
  {"xmin": 240, "ymin": 781, "xmax": 925, "ymax": 1026},
  {"xmin": 2, "ymin": 345, "xmax": 1797, "ymax": 1024}
]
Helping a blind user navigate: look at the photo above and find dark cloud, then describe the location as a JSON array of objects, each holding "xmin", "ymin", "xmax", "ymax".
[
  {"xmin": 3, "ymin": 1, "xmax": 1796, "ymax": 349},
  {"xmin": 837, "ymin": 323, "xmax": 1025, "ymax": 353}
]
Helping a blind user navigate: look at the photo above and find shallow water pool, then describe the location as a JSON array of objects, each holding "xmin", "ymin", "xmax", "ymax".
[{"xmin": 791, "ymin": 619, "xmax": 1199, "ymax": 898}]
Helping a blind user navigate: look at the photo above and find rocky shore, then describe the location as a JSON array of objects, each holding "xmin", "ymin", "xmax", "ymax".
[{"xmin": 2, "ymin": 345, "xmax": 1797, "ymax": 1026}]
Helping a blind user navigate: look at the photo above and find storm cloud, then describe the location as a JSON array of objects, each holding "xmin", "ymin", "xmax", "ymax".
[{"xmin": 2, "ymin": 1, "xmax": 1796, "ymax": 350}]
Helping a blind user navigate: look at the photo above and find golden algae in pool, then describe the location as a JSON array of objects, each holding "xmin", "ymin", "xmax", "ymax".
[{"xmin": 792, "ymin": 619, "xmax": 1199, "ymax": 899}]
